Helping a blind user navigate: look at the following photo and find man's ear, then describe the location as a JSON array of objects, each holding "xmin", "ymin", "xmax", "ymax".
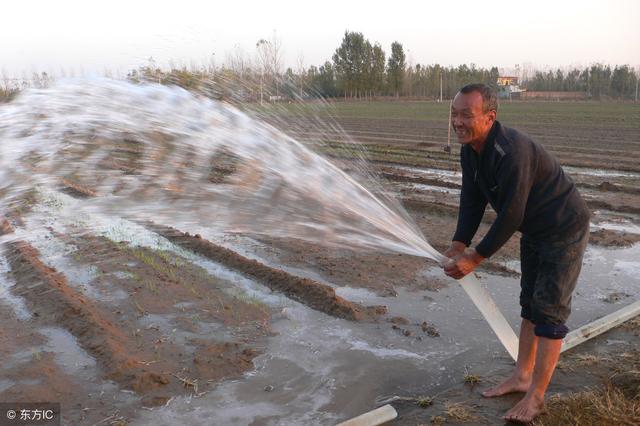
[{"xmin": 487, "ymin": 110, "xmax": 497, "ymax": 123}]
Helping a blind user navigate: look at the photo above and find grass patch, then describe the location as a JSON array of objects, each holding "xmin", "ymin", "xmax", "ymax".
[
  {"xmin": 557, "ymin": 353, "xmax": 611, "ymax": 371},
  {"xmin": 444, "ymin": 401, "xmax": 479, "ymax": 423},
  {"xmin": 534, "ymin": 385, "xmax": 640, "ymax": 426},
  {"xmin": 276, "ymin": 100, "xmax": 640, "ymax": 131},
  {"xmin": 416, "ymin": 396, "xmax": 433, "ymax": 408},
  {"xmin": 429, "ymin": 415, "xmax": 445, "ymax": 425},
  {"xmin": 463, "ymin": 366, "xmax": 482, "ymax": 387}
]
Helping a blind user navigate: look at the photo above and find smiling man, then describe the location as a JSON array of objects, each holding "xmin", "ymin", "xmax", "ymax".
[{"xmin": 442, "ymin": 83, "xmax": 590, "ymax": 423}]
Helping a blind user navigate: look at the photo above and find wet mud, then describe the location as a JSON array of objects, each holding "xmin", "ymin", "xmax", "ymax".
[
  {"xmin": 0, "ymin": 220, "xmax": 271, "ymax": 424},
  {"xmin": 147, "ymin": 224, "xmax": 388, "ymax": 321},
  {"xmin": 391, "ymin": 319, "xmax": 640, "ymax": 425},
  {"xmin": 590, "ymin": 228, "xmax": 640, "ymax": 248}
]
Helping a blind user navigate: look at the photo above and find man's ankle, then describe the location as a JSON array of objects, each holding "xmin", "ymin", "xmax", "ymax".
[
  {"xmin": 523, "ymin": 389, "xmax": 545, "ymax": 404},
  {"xmin": 513, "ymin": 370, "xmax": 533, "ymax": 382}
]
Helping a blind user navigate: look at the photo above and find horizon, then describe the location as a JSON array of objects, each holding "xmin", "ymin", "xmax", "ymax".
[{"xmin": 3, "ymin": 0, "xmax": 639, "ymax": 79}]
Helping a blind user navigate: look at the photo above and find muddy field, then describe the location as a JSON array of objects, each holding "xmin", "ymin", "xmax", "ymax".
[{"xmin": 1, "ymin": 100, "xmax": 639, "ymax": 425}]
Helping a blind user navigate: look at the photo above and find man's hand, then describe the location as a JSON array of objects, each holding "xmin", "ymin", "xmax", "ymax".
[
  {"xmin": 443, "ymin": 241, "xmax": 467, "ymax": 259},
  {"xmin": 444, "ymin": 248, "xmax": 485, "ymax": 280}
]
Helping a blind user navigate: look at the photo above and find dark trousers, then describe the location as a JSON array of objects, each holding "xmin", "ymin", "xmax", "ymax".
[{"xmin": 519, "ymin": 223, "xmax": 590, "ymax": 326}]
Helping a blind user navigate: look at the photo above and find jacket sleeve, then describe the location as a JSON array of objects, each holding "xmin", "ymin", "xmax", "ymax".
[
  {"xmin": 452, "ymin": 150, "xmax": 488, "ymax": 246},
  {"xmin": 475, "ymin": 145, "xmax": 536, "ymax": 258}
]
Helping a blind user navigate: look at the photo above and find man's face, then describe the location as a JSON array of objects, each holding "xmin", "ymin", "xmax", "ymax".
[{"xmin": 451, "ymin": 91, "xmax": 496, "ymax": 147}]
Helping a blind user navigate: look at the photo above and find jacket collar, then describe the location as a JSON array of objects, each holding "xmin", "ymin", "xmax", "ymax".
[{"xmin": 478, "ymin": 120, "xmax": 500, "ymax": 158}]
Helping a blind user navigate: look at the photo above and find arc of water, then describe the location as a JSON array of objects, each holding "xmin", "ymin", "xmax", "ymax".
[{"xmin": 323, "ymin": 158, "xmax": 520, "ymax": 361}]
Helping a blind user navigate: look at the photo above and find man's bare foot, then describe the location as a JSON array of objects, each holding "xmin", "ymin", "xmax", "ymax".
[
  {"xmin": 482, "ymin": 373, "xmax": 532, "ymax": 398},
  {"xmin": 503, "ymin": 394, "xmax": 545, "ymax": 424}
]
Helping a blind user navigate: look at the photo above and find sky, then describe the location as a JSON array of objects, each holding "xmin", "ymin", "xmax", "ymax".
[{"xmin": 2, "ymin": 0, "xmax": 639, "ymax": 78}]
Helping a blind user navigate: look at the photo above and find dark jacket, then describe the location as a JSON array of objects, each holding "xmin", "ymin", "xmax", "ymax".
[{"xmin": 452, "ymin": 121, "xmax": 590, "ymax": 258}]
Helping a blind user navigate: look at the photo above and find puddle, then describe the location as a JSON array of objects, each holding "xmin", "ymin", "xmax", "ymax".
[
  {"xmin": 0, "ymin": 254, "xmax": 32, "ymax": 320},
  {"xmin": 390, "ymin": 165, "xmax": 462, "ymax": 184},
  {"xmin": 592, "ymin": 221, "xmax": 640, "ymax": 235},
  {"xmin": 39, "ymin": 327, "xmax": 96, "ymax": 378},
  {"xmin": 0, "ymin": 379, "xmax": 15, "ymax": 393},
  {"xmin": 613, "ymin": 259, "xmax": 640, "ymax": 276},
  {"xmin": 137, "ymin": 313, "xmax": 233, "ymax": 347},
  {"xmin": 579, "ymin": 244, "xmax": 640, "ymax": 303},
  {"xmin": 564, "ymin": 166, "xmax": 640, "ymax": 179},
  {"xmin": 407, "ymin": 183, "xmax": 461, "ymax": 195},
  {"xmin": 592, "ymin": 209, "xmax": 640, "ymax": 225}
]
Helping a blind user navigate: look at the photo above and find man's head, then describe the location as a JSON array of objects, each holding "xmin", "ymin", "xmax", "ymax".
[{"xmin": 451, "ymin": 84, "xmax": 497, "ymax": 150}]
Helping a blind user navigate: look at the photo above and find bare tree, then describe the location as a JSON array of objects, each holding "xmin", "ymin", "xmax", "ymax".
[
  {"xmin": 256, "ymin": 30, "xmax": 284, "ymax": 102},
  {"xmin": 207, "ymin": 52, "xmax": 216, "ymax": 75},
  {"xmin": 296, "ymin": 53, "xmax": 306, "ymax": 99},
  {"xmin": 226, "ymin": 45, "xmax": 252, "ymax": 77},
  {"xmin": 256, "ymin": 39, "xmax": 268, "ymax": 104}
]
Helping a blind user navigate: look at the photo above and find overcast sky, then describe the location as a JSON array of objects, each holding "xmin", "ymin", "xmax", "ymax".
[{"xmin": 2, "ymin": 0, "xmax": 639, "ymax": 77}]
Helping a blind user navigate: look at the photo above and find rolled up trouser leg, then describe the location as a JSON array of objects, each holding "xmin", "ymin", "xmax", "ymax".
[
  {"xmin": 534, "ymin": 323, "xmax": 569, "ymax": 339},
  {"xmin": 519, "ymin": 223, "xmax": 589, "ymax": 337}
]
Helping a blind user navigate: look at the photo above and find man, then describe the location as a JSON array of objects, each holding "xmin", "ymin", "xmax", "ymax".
[{"xmin": 443, "ymin": 83, "xmax": 590, "ymax": 423}]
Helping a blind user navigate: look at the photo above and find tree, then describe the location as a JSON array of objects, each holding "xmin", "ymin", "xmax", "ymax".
[
  {"xmin": 387, "ymin": 41, "xmax": 405, "ymax": 97},
  {"xmin": 256, "ymin": 31, "xmax": 284, "ymax": 102},
  {"xmin": 611, "ymin": 65, "xmax": 635, "ymax": 99},
  {"xmin": 317, "ymin": 61, "xmax": 337, "ymax": 97},
  {"xmin": 588, "ymin": 63, "xmax": 612, "ymax": 99},
  {"xmin": 488, "ymin": 67, "xmax": 500, "ymax": 89},
  {"xmin": 370, "ymin": 43, "xmax": 386, "ymax": 96},
  {"xmin": 226, "ymin": 45, "xmax": 252, "ymax": 78},
  {"xmin": 361, "ymin": 40, "xmax": 373, "ymax": 99},
  {"xmin": 295, "ymin": 54, "xmax": 306, "ymax": 98},
  {"xmin": 332, "ymin": 31, "xmax": 368, "ymax": 99}
]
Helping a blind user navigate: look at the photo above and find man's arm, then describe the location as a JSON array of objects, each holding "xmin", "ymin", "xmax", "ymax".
[
  {"xmin": 475, "ymin": 146, "xmax": 536, "ymax": 258},
  {"xmin": 444, "ymin": 149, "xmax": 488, "ymax": 279},
  {"xmin": 451, "ymin": 149, "xmax": 488, "ymax": 248}
]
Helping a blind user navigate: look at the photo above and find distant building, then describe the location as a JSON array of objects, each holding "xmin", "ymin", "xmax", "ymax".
[
  {"xmin": 497, "ymin": 76, "xmax": 525, "ymax": 99},
  {"xmin": 497, "ymin": 76, "xmax": 519, "ymax": 86}
]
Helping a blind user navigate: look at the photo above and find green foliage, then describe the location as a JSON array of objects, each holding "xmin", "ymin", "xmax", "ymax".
[
  {"xmin": 307, "ymin": 61, "xmax": 337, "ymax": 97},
  {"xmin": 332, "ymin": 31, "xmax": 369, "ymax": 98},
  {"xmin": 331, "ymin": 31, "xmax": 390, "ymax": 99},
  {"xmin": 525, "ymin": 63, "xmax": 638, "ymax": 99},
  {"xmin": 370, "ymin": 43, "xmax": 386, "ymax": 95},
  {"xmin": 387, "ymin": 41, "xmax": 405, "ymax": 97}
]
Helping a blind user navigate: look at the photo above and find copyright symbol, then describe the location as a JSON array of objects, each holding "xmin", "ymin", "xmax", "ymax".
[{"xmin": 6, "ymin": 410, "xmax": 16, "ymax": 419}]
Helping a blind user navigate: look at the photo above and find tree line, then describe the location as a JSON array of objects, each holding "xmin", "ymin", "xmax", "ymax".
[
  {"xmin": 126, "ymin": 31, "xmax": 638, "ymax": 101},
  {"xmin": 2, "ymin": 31, "xmax": 638, "ymax": 102},
  {"xmin": 525, "ymin": 64, "xmax": 638, "ymax": 99},
  {"xmin": 296, "ymin": 31, "xmax": 638, "ymax": 100}
]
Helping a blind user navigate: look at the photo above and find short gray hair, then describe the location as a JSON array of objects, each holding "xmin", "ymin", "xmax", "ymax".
[{"xmin": 459, "ymin": 83, "xmax": 498, "ymax": 113}]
